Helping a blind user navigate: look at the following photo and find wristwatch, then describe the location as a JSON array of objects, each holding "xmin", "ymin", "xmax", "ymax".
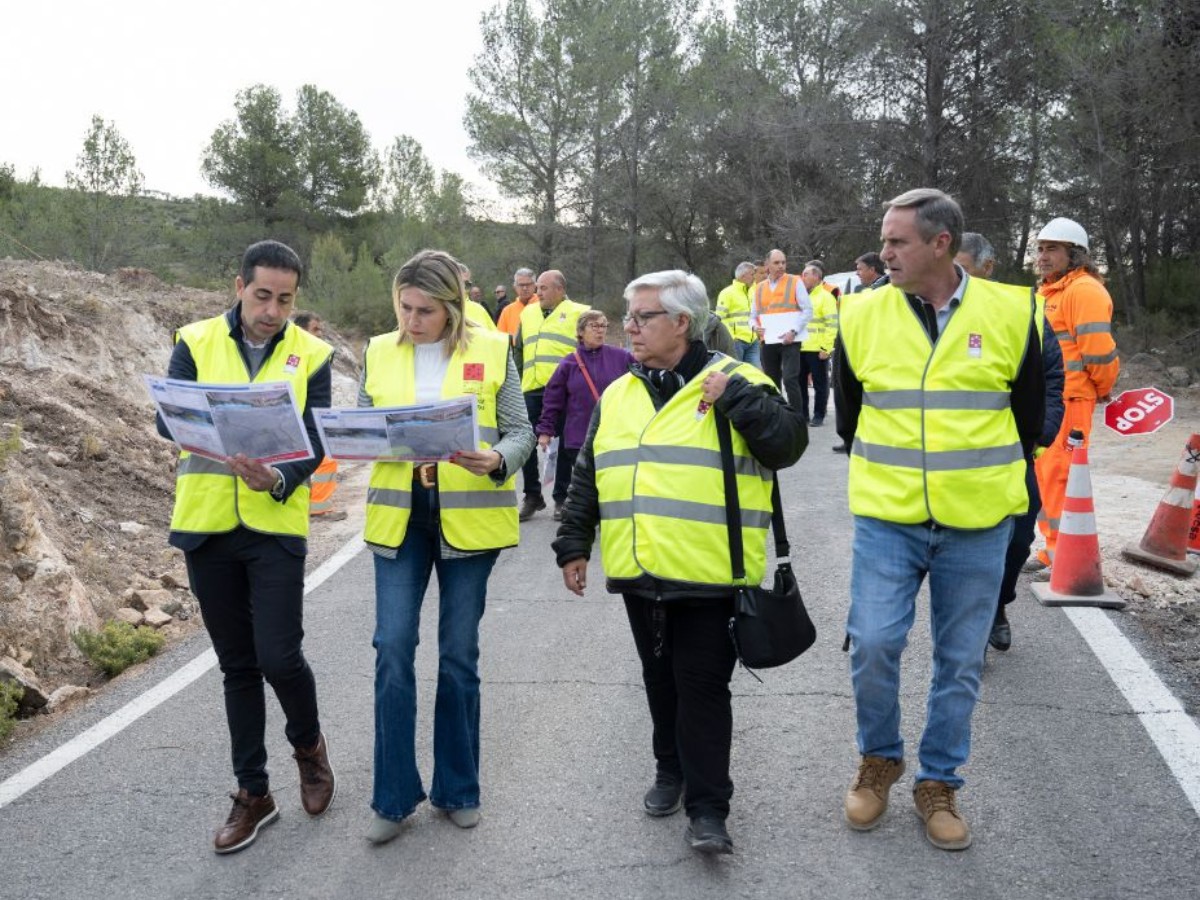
[{"xmin": 269, "ymin": 467, "xmax": 286, "ymax": 500}]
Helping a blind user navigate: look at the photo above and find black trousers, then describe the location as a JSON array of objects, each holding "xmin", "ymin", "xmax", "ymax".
[
  {"xmin": 521, "ymin": 389, "xmax": 572, "ymax": 499},
  {"xmin": 799, "ymin": 351, "xmax": 830, "ymax": 422},
  {"xmin": 997, "ymin": 459, "xmax": 1041, "ymax": 610},
  {"xmin": 761, "ymin": 342, "xmax": 805, "ymax": 415},
  {"xmin": 555, "ymin": 447, "xmax": 580, "ymax": 504},
  {"xmin": 185, "ymin": 528, "xmax": 321, "ymax": 796},
  {"xmin": 623, "ymin": 594, "xmax": 737, "ymax": 821}
]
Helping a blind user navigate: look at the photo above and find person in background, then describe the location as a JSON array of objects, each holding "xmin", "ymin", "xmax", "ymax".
[
  {"xmin": 516, "ymin": 269, "xmax": 589, "ymax": 521},
  {"xmin": 535, "ymin": 309, "xmax": 633, "ymax": 520},
  {"xmin": 715, "ymin": 261, "xmax": 760, "ymax": 367},
  {"xmin": 157, "ymin": 240, "xmax": 336, "ymax": 854},
  {"xmin": 554, "ymin": 270, "xmax": 806, "ymax": 855},
  {"xmin": 497, "ymin": 267, "xmax": 537, "ymax": 343},
  {"xmin": 835, "ymin": 189, "xmax": 1043, "ymax": 851},
  {"xmin": 359, "ymin": 249, "xmax": 533, "ymax": 844},
  {"xmin": 292, "ymin": 312, "xmax": 345, "ymax": 521},
  {"xmin": 1031, "ymin": 217, "xmax": 1120, "ymax": 571},
  {"xmin": 703, "ymin": 308, "xmax": 737, "ymax": 356},
  {"xmin": 798, "ymin": 261, "xmax": 838, "ymax": 427},
  {"xmin": 854, "ymin": 252, "xmax": 889, "ymax": 292},
  {"xmin": 750, "ymin": 248, "xmax": 813, "ymax": 415},
  {"xmin": 494, "ymin": 284, "xmax": 510, "ymax": 321},
  {"xmin": 956, "ymin": 232, "xmax": 1064, "ymax": 652},
  {"xmin": 459, "ymin": 264, "xmax": 498, "ymax": 330}
]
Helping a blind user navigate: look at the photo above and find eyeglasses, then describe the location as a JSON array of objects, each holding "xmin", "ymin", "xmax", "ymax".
[
  {"xmin": 584, "ymin": 322, "xmax": 609, "ymax": 331},
  {"xmin": 622, "ymin": 311, "xmax": 670, "ymax": 330}
]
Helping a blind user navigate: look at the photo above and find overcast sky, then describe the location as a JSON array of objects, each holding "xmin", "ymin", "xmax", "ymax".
[{"xmin": 4, "ymin": 0, "xmax": 502, "ymax": 208}]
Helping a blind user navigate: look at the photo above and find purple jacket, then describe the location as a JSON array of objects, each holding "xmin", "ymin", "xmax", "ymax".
[{"xmin": 537, "ymin": 343, "xmax": 634, "ymax": 449}]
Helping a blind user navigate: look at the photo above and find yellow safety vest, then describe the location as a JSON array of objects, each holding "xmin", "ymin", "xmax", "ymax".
[
  {"xmin": 520, "ymin": 298, "xmax": 589, "ymax": 391},
  {"xmin": 839, "ymin": 280, "xmax": 1036, "ymax": 528},
  {"xmin": 715, "ymin": 280, "xmax": 754, "ymax": 342},
  {"xmin": 801, "ymin": 285, "xmax": 838, "ymax": 352},
  {"xmin": 594, "ymin": 357, "xmax": 776, "ymax": 585},
  {"xmin": 169, "ymin": 315, "xmax": 333, "ymax": 538},
  {"xmin": 465, "ymin": 298, "xmax": 498, "ymax": 331},
  {"xmin": 363, "ymin": 328, "xmax": 518, "ymax": 551}
]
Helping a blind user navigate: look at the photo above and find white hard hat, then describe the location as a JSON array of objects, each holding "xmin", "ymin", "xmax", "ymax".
[{"xmin": 1036, "ymin": 217, "xmax": 1088, "ymax": 251}]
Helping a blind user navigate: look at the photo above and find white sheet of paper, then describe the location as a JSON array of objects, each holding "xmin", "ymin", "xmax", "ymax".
[{"xmin": 761, "ymin": 311, "xmax": 807, "ymax": 344}]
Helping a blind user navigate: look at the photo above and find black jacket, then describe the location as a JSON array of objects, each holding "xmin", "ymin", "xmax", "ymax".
[{"xmin": 552, "ymin": 346, "xmax": 807, "ymax": 601}]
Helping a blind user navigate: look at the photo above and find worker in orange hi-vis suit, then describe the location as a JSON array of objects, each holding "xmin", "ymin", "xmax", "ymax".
[{"xmin": 1032, "ymin": 218, "xmax": 1120, "ymax": 567}]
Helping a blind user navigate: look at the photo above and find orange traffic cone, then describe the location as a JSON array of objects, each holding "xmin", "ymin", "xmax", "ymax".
[
  {"xmin": 1189, "ymin": 483, "xmax": 1200, "ymax": 556},
  {"xmin": 1122, "ymin": 433, "xmax": 1200, "ymax": 576},
  {"xmin": 1033, "ymin": 443, "xmax": 1125, "ymax": 609}
]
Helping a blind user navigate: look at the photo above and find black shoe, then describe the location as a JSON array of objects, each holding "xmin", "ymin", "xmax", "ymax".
[
  {"xmin": 685, "ymin": 816, "xmax": 733, "ymax": 854},
  {"xmin": 809, "ymin": 417, "xmax": 824, "ymax": 427},
  {"xmin": 832, "ymin": 443, "xmax": 848, "ymax": 454},
  {"xmin": 552, "ymin": 501, "xmax": 565, "ymax": 522},
  {"xmin": 988, "ymin": 608, "xmax": 1011, "ymax": 652},
  {"xmin": 518, "ymin": 495, "xmax": 546, "ymax": 522},
  {"xmin": 643, "ymin": 772, "xmax": 683, "ymax": 817}
]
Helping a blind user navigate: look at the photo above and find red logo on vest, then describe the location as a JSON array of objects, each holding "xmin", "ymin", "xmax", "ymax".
[
  {"xmin": 286, "ymin": 354, "xmax": 301, "ymax": 368},
  {"xmin": 463, "ymin": 363, "xmax": 484, "ymax": 381}
]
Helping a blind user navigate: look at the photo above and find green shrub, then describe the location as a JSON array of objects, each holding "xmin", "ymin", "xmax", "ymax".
[
  {"xmin": 72, "ymin": 621, "xmax": 166, "ymax": 677},
  {"xmin": 0, "ymin": 680, "xmax": 23, "ymax": 740}
]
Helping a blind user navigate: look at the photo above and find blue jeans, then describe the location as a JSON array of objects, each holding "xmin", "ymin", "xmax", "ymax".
[
  {"xmin": 372, "ymin": 484, "xmax": 499, "ymax": 820},
  {"xmin": 733, "ymin": 339, "xmax": 761, "ymax": 369},
  {"xmin": 847, "ymin": 515, "xmax": 1013, "ymax": 787}
]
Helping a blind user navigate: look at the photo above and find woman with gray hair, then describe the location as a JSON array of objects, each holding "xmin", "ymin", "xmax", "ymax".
[{"xmin": 552, "ymin": 270, "xmax": 807, "ymax": 855}]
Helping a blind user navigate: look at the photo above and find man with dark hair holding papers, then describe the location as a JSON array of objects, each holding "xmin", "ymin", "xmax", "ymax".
[{"xmin": 154, "ymin": 239, "xmax": 337, "ymax": 855}]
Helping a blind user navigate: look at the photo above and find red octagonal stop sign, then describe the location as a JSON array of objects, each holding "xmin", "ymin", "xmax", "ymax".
[{"xmin": 1104, "ymin": 387, "xmax": 1175, "ymax": 435}]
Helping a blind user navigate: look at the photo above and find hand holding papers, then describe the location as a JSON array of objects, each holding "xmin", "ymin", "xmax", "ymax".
[
  {"xmin": 760, "ymin": 311, "xmax": 808, "ymax": 345},
  {"xmin": 314, "ymin": 396, "xmax": 480, "ymax": 462},
  {"xmin": 146, "ymin": 376, "xmax": 314, "ymax": 464}
]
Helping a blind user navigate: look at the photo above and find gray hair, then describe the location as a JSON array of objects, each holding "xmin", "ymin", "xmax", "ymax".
[
  {"xmin": 733, "ymin": 261, "xmax": 755, "ymax": 279},
  {"xmin": 513, "ymin": 267, "xmax": 535, "ymax": 280},
  {"xmin": 885, "ymin": 188, "xmax": 964, "ymax": 256},
  {"xmin": 959, "ymin": 232, "xmax": 995, "ymax": 267},
  {"xmin": 576, "ymin": 308, "xmax": 608, "ymax": 336},
  {"xmin": 624, "ymin": 270, "xmax": 709, "ymax": 341}
]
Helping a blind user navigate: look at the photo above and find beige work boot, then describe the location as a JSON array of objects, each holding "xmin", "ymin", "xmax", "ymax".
[
  {"xmin": 844, "ymin": 755, "xmax": 905, "ymax": 831},
  {"xmin": 913, "ymin": 780, "xmax": 972, "ymax": 850}
]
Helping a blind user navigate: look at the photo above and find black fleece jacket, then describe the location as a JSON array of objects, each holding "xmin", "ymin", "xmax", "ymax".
[{"xmin": 552, "ymin": 342, "xmax": 808, "ymax": 601}]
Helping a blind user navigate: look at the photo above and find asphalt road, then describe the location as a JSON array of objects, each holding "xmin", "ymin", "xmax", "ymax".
[{"xmin": 2, "ymin": 430, "xmax": 1198, "ymax": 900}]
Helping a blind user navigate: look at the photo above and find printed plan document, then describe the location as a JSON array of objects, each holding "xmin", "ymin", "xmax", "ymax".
[
  {"xmin": 145, "ymin": 376, "xmax": 314, "ymax": 465},
  {"xmin": 314, "ymin": 396, "xmax": 479, "ymax": 462},
  {"xmin": 760, "ymin": 311, "xmax": 808, "ymax": 344}
]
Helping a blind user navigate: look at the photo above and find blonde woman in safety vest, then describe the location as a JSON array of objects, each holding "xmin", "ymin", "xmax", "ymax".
[
  {"xmin": 156, "ymin": 240, "xmax": 337, "ymax": 854},
  {"xmin": 359, "ymin": 250, "xmax": 534, "ymax": 844},
  {"xmin": 553, "ymin": 270, "xmax": 807, "ymax": 855}
]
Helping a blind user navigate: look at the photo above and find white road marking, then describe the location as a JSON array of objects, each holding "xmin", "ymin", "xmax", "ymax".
[
  {"xmin": 1065, "ymin": 607, "xmax": 1200, "ymax": 816},
  {"xmin": 0, "ymin": 534, "xmax": 363, "ymax": 810}
]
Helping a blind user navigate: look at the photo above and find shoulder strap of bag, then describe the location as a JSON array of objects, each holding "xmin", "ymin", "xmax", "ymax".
[
  {"xmin": 714, "ymin": 410, "xmax": 789, "ymax": 580},
  {"xmin": 573, "ymin": 350, "xmax": 601, "ymax": 402}
]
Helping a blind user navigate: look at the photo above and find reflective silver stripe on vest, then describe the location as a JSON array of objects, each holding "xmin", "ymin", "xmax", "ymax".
[
  {"xmin": 852, "ymin": 439, "xmax": 1023, "ymax": 470},
  {"xmin": 367, "ymin": 486, "xmax": 412, "ymax": 509},
  {"xmin": 479, "ymin": 426, "xmax": 500, "ymax": 444},
  {"xmin": 535, "ymin": 332, "xmax": 577, "ymax": 348},
  {"xmin": 600, "ymin": 500, "xmax": 634, "ymax": 520},
  {"xmin": 1074, "ymin": 321, "xmax": 1112, "ymax": 335},
  {"xmin": 1054, "ymin": 330, "xmax": 1073, "ymax": 341},
  {"xmin": 595, "ymin": 448, "xmax": 642, "ymax": 470},
  {"xmin": 439, "ymin": 491, "xmax": 516, "ymax": 510},
  {"xmin": 638, "ymin": 445, "xmax": 770, "ymax": 480},
  {"xmin": 634, "ymin": 496, "xmax": 771, "ymax": 529},
  {"xmin": 532, "ymin": 354, "xmax": 570, "ymax": 366},
  {"xmin": 863, "ymin": 390, "xmax": 1010, "ymax": 411},
  {"xmin": 178, "ymin": 455, "xmax": 232, "ymax": 476},
  {"xmin": 1081, "ymin": 349, "xmax": 1119, "ymax": 365},
  {"xmin": 1065, "ymin": 359, "xmax": 1085, "ymax": 371}
]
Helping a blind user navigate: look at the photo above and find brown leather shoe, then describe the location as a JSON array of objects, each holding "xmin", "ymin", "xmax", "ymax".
[
  {"xmin": 293, "ymin": 732, "xmax": 336, "ymax": 816},
  {"xmin": 214, "ymin": 789, "xmax": 279, "ymax": 854},
  {"xmin": 913, "ymin": 780, "xmax": 972, "ymax": 850},
  {"xmin": 844, "ymin": 755, "xmax": 905, "ymax": 830}
]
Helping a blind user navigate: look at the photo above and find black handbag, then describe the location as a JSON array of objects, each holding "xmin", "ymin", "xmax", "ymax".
[{"xmin": 715, "ymin": 411, "xmax": 816, "ymax": 673}]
